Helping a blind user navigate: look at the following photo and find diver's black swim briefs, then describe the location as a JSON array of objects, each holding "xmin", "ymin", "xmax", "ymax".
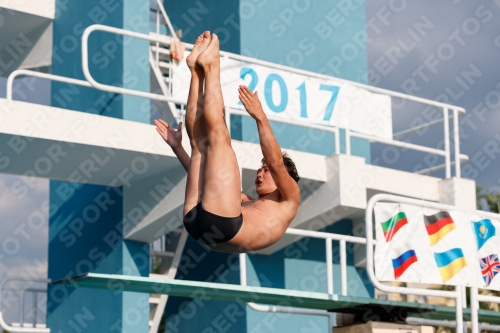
[{"xmin": 183, "ymin": 203, "xmax": 243, "ymax": 245}]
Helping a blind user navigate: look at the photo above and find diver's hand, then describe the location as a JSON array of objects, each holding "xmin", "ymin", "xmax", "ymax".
[
  {"xmin": 238, "ymin": 85, "xmax": 266, "ymax": 121},
  {"xmin": 154, "ymin": 119, "xmax": 183, "ymax": 148}
]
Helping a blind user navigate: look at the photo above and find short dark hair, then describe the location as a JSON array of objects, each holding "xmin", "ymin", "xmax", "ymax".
[{"xmin": 261, "ymin": 152, "xmax": 300, "ymax": 183}]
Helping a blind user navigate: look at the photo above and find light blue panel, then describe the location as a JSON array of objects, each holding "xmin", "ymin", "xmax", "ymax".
[
  {"xmin": 123, "ymin": 0, "xmax": 150, "ymax": 123},
  {"xmin": 51, "ymin": 0, "xmax": 124, "ymax": 118},
  {"xmin": 240, "ymin": 1, "xmax": 367, "ymax": 82},
  {"xmin": 247, "ymin": 311, "xmax": 328, "ymax": 333},
  {"xmin": 51, "ymin": 0, "xmax": 150, "ymax": 123},
  {"xmin": 163, "ymin": 0, "xmax": 241, "ymax": 53},
  {"xmin": 122, "ymin": 241, "xmax": 150, "ymax": 332},
  {"xmin": 47, "ymin": 182, "xmax": 124, "ymax": 332}
]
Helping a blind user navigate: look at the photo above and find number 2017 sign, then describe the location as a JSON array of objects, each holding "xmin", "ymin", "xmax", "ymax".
[
  {"xmin": 173, "ymin": 57, "xmax": 393, "ymax": 139},
  {"xmin": 239, "ymin": 67, "xmax": 340, "ymax": 122}
]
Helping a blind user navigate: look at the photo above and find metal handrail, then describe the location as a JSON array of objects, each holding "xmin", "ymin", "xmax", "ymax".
[
  {"xmin": 0, "ymin": 277, "xmax": 51, "ymax": 333},
  {"xmin": 416, "ymin": 154, "xmax": 469, "ymax": 175},
  {"xmin": 365, "ymin": 194, "xmax": 500, "ymax": 333},
  {"xmin": 82, "ymin": 25, "xmax": 185, "ymax": 104},
  {"xmin": 7, "ymin": 69, "xmax": 92, "ymax": 101},
  {"xmin": 392, "ymin": 115, "xmax": 453, "ymax": 139},
  {"xmin": 81, "ymin": 24, "xmax": 465, "ymax": 112}
]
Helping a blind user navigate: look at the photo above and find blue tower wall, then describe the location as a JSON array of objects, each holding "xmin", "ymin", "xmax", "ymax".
[{"xmin": 48, "ymin": 0, "xmax": 151, "ymax": 332}]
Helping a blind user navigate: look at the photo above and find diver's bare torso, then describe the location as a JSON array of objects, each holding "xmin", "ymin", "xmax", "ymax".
[{"xmin": 209, "ymin": 191, "xmax": 298, "ymax": 253}]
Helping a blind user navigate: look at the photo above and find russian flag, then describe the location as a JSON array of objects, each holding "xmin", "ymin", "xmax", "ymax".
[{"xmin": 392, "ymin": 249, "xmax": 418, "ymax": 279}]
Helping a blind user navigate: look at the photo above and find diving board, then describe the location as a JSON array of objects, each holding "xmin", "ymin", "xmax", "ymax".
[{"xmin": 53, "ymin": 273, "xmax": 500, "ymax": 325}]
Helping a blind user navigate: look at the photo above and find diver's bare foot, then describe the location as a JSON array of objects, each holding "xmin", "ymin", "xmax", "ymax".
[
  {"xmin": 186, "ymin": 31, "xmax": 211, "ymax": 70},
  {"xmin": 196, "ymin": 34, "xmax": 220, "ymax": 71}
]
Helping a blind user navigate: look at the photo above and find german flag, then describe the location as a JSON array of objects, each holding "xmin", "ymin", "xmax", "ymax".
[
  {"xmin": 424, "ymin": 212, "xmax": 456, "ymax": 246},
  {"xmin": 381, "ymin": 212, "xmax": 408, "ymax": 242}
]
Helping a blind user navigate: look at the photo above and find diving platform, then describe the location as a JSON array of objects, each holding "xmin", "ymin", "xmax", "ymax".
[{"xmin": 54, "ymin": 273, "xmax": 500, "ymax": 325}]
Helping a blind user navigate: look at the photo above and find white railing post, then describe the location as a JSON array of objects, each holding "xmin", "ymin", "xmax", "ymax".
[
  {"xmin": 340, "ymin": 239, "xmax": 347, "ymax": 296},
  {"xmin": 455, "ymin": 286, "xmax": 464, "ymax": 333},
  {"xmin": 20, "ymin": 290, "xmax": 24, "ymax": 327},
  {"xmin": 326, "ymin": 239, "xmax": 333, "ymax": 294},
  {"xmin": 443, "ymin": 107, "xmax": 451, "ymax": 178},
  {"xmin": 239, "ymin": 253, "xmax": 247, "ymax": 287},
  {"xmin": 335, "ymin": 128, "xmax": 340, "ymax": 155},
  {"xmin": 345, "ymin": 128, "xmax": 351, "ymax": 155},
  {"xmin": 470, "ymin": 287, "xmax": 479, "ymax": 333},
  {"xmin": 453, "ymin": 108, "xmax": 461, "ymax": 178}
]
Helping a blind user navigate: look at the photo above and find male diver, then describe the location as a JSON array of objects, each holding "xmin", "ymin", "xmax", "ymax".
[{"xmin": 154, "ymin": 31, "xmax": 300, "ymax": 253}]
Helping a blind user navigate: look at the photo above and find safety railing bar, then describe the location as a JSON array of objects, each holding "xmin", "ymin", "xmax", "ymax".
[
  {"xmin": 82, "ymin": 25, "xmax": 186, "ymax": 104},
  {"xmin": 155, "ymin": 0, "xmax": 177, "ymax": 40},
  {"xmin": 350, "ymin": 131, "xmax": 447, "ymax": 157},
  {"xmin": 20, "ymin": 290, "xmax": 24, "ymax": 326},
  {"xmin": 480, "ymin": 324, "xmax": 500, "ymax": 332},
  {"xmin": 408, "ymin": 318, "xmax": 500, "ymax": 332},
  {"xmin": 84, "ymin": 24, "xmax": 465, "ymax": 115},
  {"xmin": 406, "ymin": 317, "xmax": 457, "ymax": 328},
  {"xmin": 471, "ymin": 287, "xmax": 479, "ymax": 333},
  {"xmin": 365, "ymin": 193, "xmax": 500, "ymax": 333},
  {"xmin": 477, "ymin": 294, "xmax": 500, "ymax": 303},
  {"xmin": 392, "ymin": 115, "xmax": 453, "ymax": 139},
  {"xmin": 416, "ymin": 154, "xmax": 469, "ymax": 175},
  {"xmin": 453, "ymin": 109, "xmax": 461, "ymax": 178},
  {"xmin": 443, "ymin": 108, "xmax": 451, "ymax": 178},
  {"xmin": 366, "ymin": 195, "xmax": 460, "ymax": 298},
  {"xmin": 0, "ymin": 277, "xmax": 51, "ymax": 333},
  {"xmin": 7, "ymin": 69, "xmax": 92, "ymax": 101},
  {"xmin": 326, "ymin": 239, "xmax": 333, "ymax": 294},
  {"xmin": 339, "ymin": 240, "xmax": 347, "ymax": 296},
  {"xmin": 285, "ymin": 228, "xmax": 370, "ymax": 245}
]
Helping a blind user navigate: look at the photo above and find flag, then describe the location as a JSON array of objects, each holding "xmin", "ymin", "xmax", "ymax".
[
  {"xmin": 479, "ymin": 254, "xmax": 500, "ymax": 287},
  {"xmin": 424, "ymin": 211, "xmax": 456, "ymax": 246},
  {"xmin": 434, "ymin": 248, "xmax": 467, "ymax": 282},
  {"xmin": 381, "ymin": 212, "xmax": 408, "ymax": 242},
  {"xmin": 473, "ymin": 219, "xmax": 496, "ymax": 250},
  {"xmin": 392, "ymin": 249, "xmax": 418, "ymax": 279}
]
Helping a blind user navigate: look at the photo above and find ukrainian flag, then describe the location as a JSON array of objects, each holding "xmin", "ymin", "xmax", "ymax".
[{"xmin": 434, "ymin": 248, "xmax": 467, "ymax": 282}]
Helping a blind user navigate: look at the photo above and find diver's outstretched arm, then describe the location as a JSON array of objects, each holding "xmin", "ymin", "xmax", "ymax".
[
  {"xmin": 238, "ymin": 85, "xmax": 300, "ymax": 203},
  {"xmin": 155, "ymin": 119, "xmax": 190, "ymax": 172}
]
